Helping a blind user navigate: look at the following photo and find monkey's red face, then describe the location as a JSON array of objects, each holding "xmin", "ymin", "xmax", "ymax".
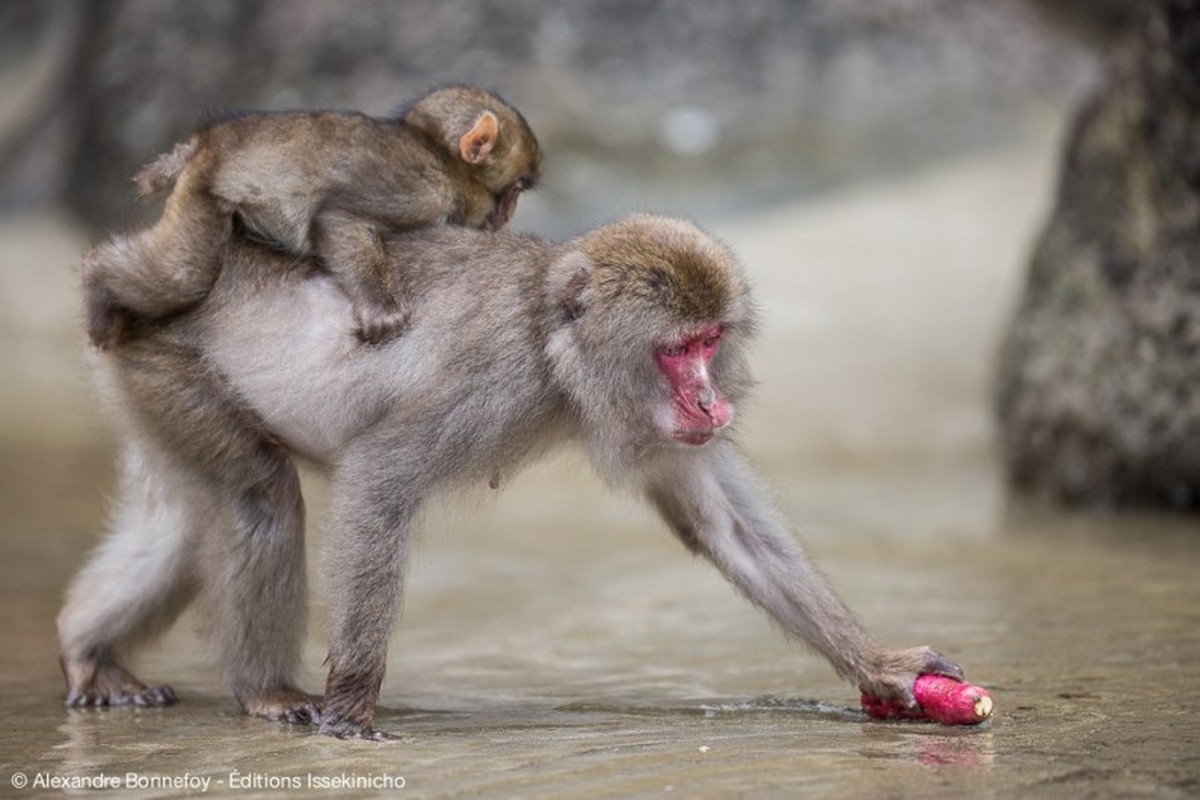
[{"xmin": 654, "ymin": 323, "xmax": 732, "ymax": 445}]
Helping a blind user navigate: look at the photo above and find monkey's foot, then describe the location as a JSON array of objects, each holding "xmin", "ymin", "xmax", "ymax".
[
  {"xmin": 319, "ymin": 665, "xmax": 399, "ymax": 740},
  {"xmin": 62, "ymin": 658, "xmax": 178, "ymax": 708},
  {"xmin": 354, "ymin": 305, "xmax": 410, "ymax": 345},
  {"xmin": 240, "ymin": 686, "xmax": 321, "ymax": 725},
  {"xmin": 857, "ymin": 645, "xmax": 965, "ymax": 710},
  {"xmin": 81, "ymin": 248, "xmax": 124, "ymax": 349}
]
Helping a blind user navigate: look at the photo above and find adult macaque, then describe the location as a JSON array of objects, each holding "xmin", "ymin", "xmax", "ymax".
[
  {"xmin": 84, "ymin": 84, "xmax": 541, "ymax": 349},
  {"xmin": 59, "ymin": 215, "xmax": 964, "ymax": 740}
]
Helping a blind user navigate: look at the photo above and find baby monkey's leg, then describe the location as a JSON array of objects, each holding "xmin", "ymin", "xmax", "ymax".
[
  {"xmin": 83, "ymin": 188, "xmax": 231, "ymax": 350},
  {"xmin": 312, "ymin": 208, "xmax": 410, "ymax": 344}
]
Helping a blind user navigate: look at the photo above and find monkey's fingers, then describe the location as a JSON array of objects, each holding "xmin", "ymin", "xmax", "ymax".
[
  {"xmin": 242, "ymin": 688, "xmax": 321, "ymax": 725},
  {"xmin": 857, "ymin": 644, "xmax": 966, "ymax": 711},
  {"xmin": 355, "ymin": 306, "xmax": 410, "ymax": 345},
  {"xmin": 65, "ymin": 684, "xmax": 178, "ymax": 708},
  {"xmin": 130, "ymin": 685, "xmax": 179, "ymax": 707},
  {"xmin": 919, "ymin": 648, "xmax": 966, "ymax": 682},
  {"xmin": 892, "ymin": 645, "xmax": 965, "ymax": 684},
  {"xmin": 262, "ymin": 699, "xmax": 320, "ymax": 725},
  {"xmin": 281, "ymin": 706, "xmax": 316, "ymax": 725},
  {"xmin": 64, "ymin": 689, "xmax": 104, "ymax": 707},
  {"xmin": 317, "ymin": 719, "xmax": 404, "ymax": 743}
]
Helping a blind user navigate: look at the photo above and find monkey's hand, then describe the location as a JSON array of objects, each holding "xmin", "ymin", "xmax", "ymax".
[
  {"xmin": 354, "ymin": 302, "xmax": 410, "ymax": 345},
  {"xmin": 319, "ymin": 666, "xmax": 404, "ymax": 741},
  {"xmin": 857, "ymin": 645, "xmax": 964, "ymax": 711},
  {"xmin": 862, "ymin": 674, "xmax": 993, "ymax": 725}
]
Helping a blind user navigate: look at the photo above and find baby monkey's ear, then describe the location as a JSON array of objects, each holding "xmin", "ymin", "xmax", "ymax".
[{"xmin": 459, "ymin": 111, "xmax": 499, "ymax": 164}]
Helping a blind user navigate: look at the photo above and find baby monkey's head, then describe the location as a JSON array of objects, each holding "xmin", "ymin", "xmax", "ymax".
[{"xmin": 403, "ymin": 85, "xmax": 541, "ymax": 231}]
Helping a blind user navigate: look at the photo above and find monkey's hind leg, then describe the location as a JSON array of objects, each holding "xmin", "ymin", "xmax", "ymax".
[
  {"xmin": 58, "ymin": 443, "xmax": 199, "ymax": 708},
  {"xmin": 312, "ymin": 208, "xmax": 410, "ymax": 345},
  {"xmin": 198, "ymin": 450, "xmax": 316, "ymax": 726},
  {"xmin": 114, "ymin": 338, "xmax": 317, "ymax": 725}
]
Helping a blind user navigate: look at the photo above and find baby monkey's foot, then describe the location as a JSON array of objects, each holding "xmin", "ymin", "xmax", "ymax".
[
  {"xmin": 355, "ymin": 305, "xmax": 410, "ymax": 345},
  {"xmin": 82, "ymin": 247, "xmax": 125, "ymax": 349}
]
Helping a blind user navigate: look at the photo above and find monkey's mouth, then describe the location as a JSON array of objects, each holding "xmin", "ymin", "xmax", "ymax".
[
  {"xmin": 673, "ymin": 429, "xmax": 717, "ymax": 446},
  {"xmin": 484, "ymin": 188, "xmax": 521, "ymax": 231}
]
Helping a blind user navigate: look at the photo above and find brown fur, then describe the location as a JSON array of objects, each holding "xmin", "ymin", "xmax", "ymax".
[
  {"xmin": 86, "ymin": 84, "xmax": 541, "ymax": 349},
  {"xmin": 68, "ymin": 91, "xmax": 539, "ymax": 720},
  {"xmin": 60, "ymin": 215, "xmax": 964, "ymax": 740}
]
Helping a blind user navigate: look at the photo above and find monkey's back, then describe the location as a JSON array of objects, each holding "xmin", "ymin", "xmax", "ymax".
[
  {"xmin": 198, "ymin": 111, "xmax": 454, "ymax": 253},
  {"xmin": 196, "ymin": 228, "xmax": 569, "ymax": 477}
]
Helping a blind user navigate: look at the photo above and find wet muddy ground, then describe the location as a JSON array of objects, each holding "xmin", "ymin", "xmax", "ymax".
[{"xmin": 1, "ymin": 120, "xmax": 1198, "ymax": 798}]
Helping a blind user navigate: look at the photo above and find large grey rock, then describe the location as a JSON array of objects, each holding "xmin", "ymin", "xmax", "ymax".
[{"xmin": 996, "ymin": 0, "xmax": 1200, "ymax": 510}]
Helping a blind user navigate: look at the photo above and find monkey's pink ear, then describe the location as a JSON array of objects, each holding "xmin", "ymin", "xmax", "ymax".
[{"xmin": 459, "ymin": 111, "xmax": 499, "ymax": 164}]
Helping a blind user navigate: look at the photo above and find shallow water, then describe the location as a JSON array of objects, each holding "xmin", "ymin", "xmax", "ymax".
[
  {"xmin": 2, "ymin": 454, "xmax": 1198, "ymax": 799},
  {"xmin": 2, "ymin": 128, "xmax": 1198, "ymax": 798}
]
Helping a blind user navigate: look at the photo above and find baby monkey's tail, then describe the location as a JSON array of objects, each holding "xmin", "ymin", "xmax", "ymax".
[{"xmin": 133, "ymin": 137, "xmax": 198, "ymax": 198}]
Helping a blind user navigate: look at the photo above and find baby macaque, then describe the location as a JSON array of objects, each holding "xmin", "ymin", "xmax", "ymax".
[{"xmin": 83, "ymin": 84, "xmax": 541, "ymax": 346}]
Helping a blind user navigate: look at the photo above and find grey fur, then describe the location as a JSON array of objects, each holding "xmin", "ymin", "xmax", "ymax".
[{"xmin": 60, "ymin": 214, "xmax": 962, "ymax": 740}]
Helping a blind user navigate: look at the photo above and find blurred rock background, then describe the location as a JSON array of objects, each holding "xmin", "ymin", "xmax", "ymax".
[
  {"xmin": 8, "ymin": 0, "xmax": 1200, "ymax": 514},
  {"xmin": 1, "ymin": 0, "xmax": 1122, "ymax": 236},
  {"xmin": 997, "ymin": 1, "xmax": 1200, "ymax": 510}
]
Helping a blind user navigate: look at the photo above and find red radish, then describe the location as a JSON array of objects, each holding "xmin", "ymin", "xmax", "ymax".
[{"xmin": 862, "ymin": 674, "xmax": 993, "ymax": 725}]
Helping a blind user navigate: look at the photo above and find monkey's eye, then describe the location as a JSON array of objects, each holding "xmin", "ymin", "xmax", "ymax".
[
  {"xmin": 659, "ymin": 343, "xmax": 686, "ymax": 358},
  {"xmin": 704, "ymin": 325, "xmax": 725, "ymax": 350}
]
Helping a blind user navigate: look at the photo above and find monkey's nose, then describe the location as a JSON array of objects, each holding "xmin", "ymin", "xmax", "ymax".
[{"xmin": 697, "ymin": 388, "xmax": 715, "ymax": 412}]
